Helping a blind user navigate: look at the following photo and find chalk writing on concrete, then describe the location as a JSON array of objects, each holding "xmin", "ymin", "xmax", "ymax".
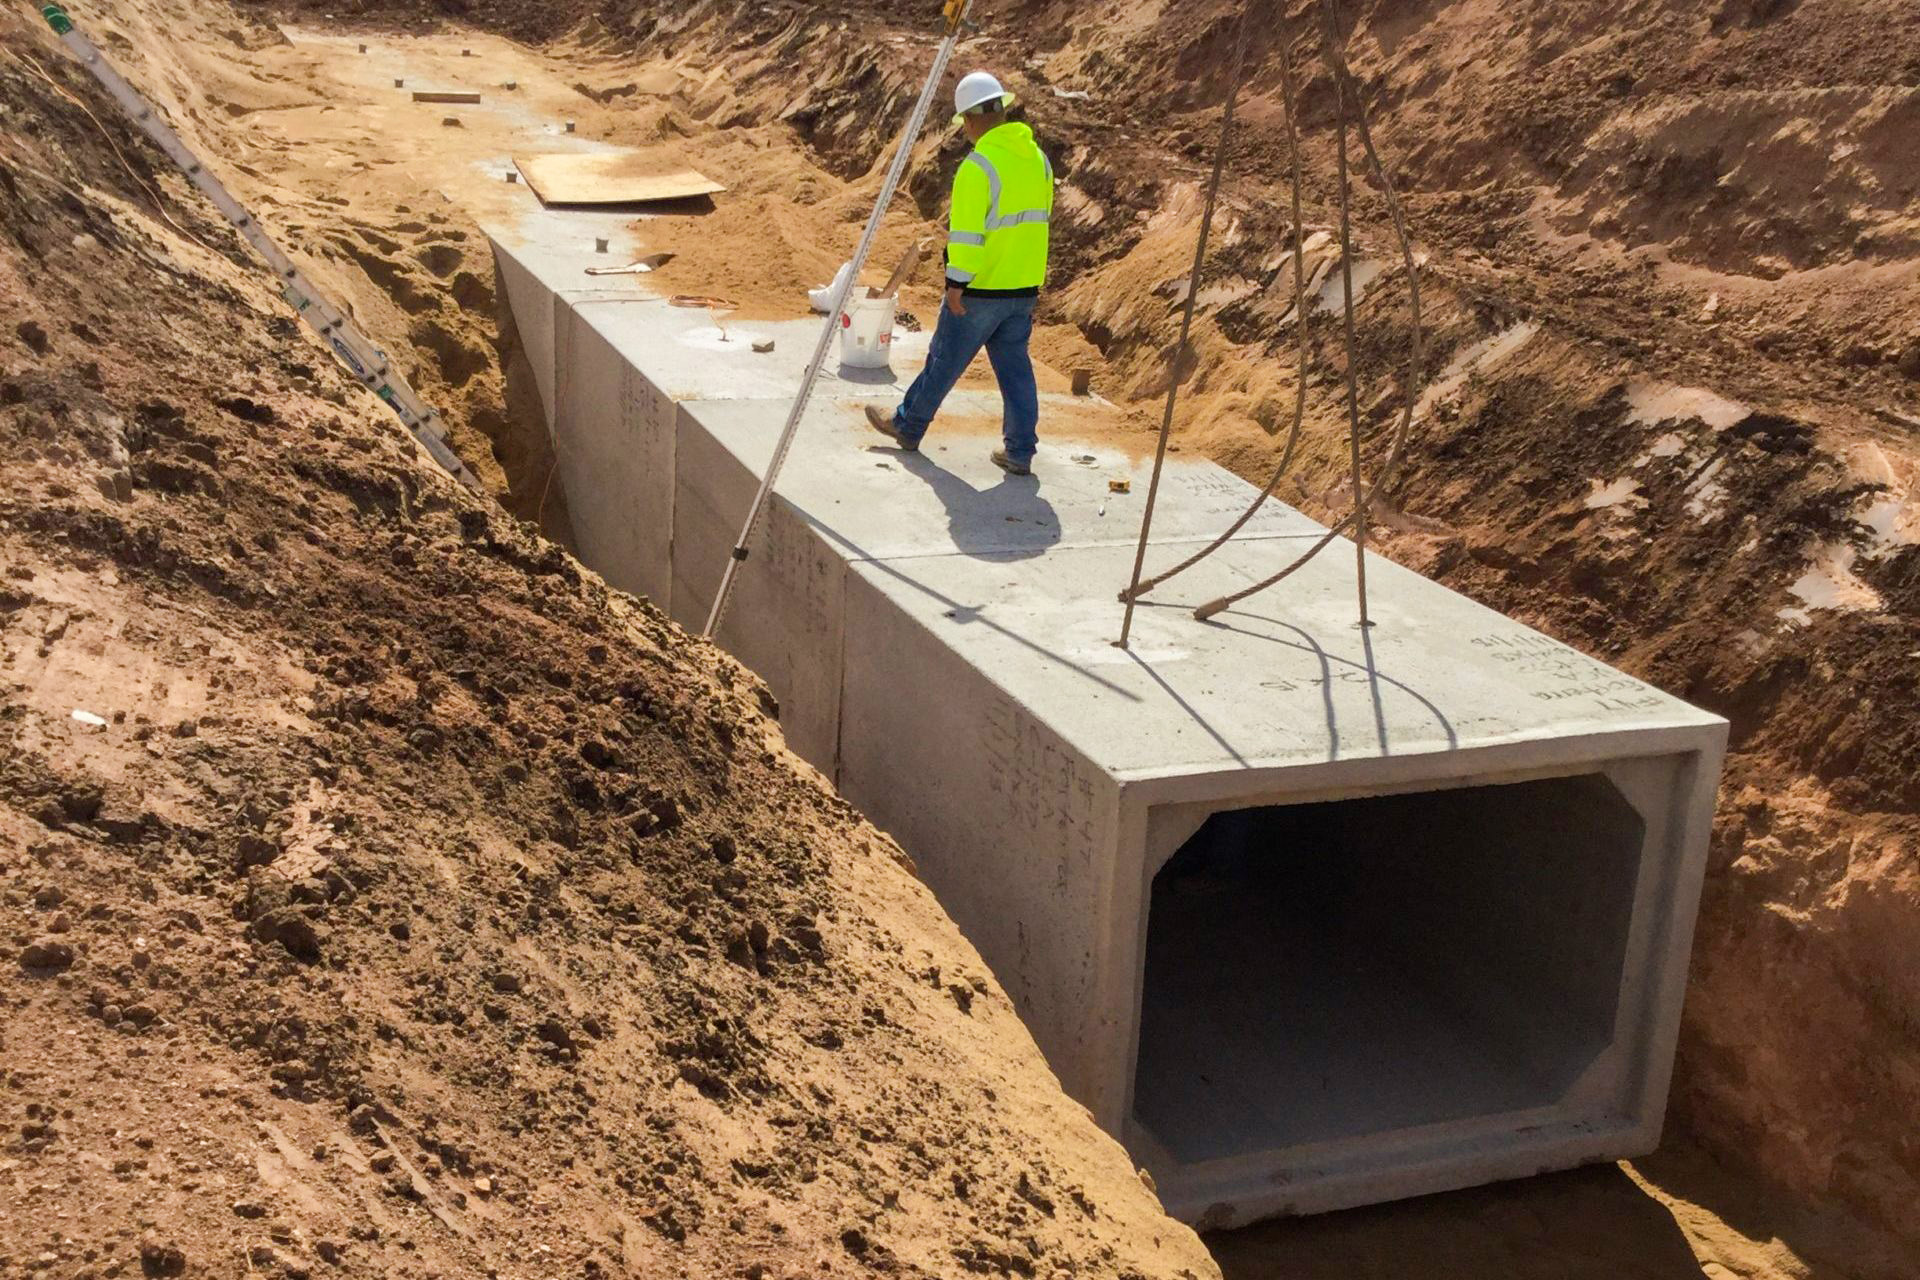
[
  {"xmin": 983, "ymin": 694, "xmax": 1098, "ymax": 894},
  {"xmin": 1469, "ymin": 631, "xmax": 1664, "ymax": 714},
  {"xmin": 760, "ymin": 507, "xmax": 837, "ymax": 604},
  {"xmin": 620, "ymin": 367, "xmax": 672, "ymax": 447},
  {"xmin": 1258, "ymin": 668, "xmax": 1377, "ymax": 696},
  {"xmin": 1179, "ymin": 469, "xmax": 1300, "ymax": 528}
]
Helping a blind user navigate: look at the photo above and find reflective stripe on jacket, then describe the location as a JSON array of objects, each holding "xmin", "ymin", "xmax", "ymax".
[{"xmin": 946, "ymin": 122, "xmax": 1054, "ymax": 294}]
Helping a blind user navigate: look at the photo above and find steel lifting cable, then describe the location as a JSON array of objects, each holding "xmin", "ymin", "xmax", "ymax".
[
  {"xmin": 1332, "ymin": 19, "xmax": 1371, "ymax": 626},
  {"xmin": 702, "ymin": 0, "xmax": 973, "ymax": 639},
  {"xmin": 1193, "ymin": 0, "xmax": 1424, "ymax": 623},
  {"xmin": 1118, "ymin": 23, "xmax": 1310, "ymax": 606},
  {"xmin": 1115, "ymin": 5, "xmax": 1254, "ymax": 648}
]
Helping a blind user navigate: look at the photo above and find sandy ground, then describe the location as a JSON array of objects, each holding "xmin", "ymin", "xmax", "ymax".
[{"xmin": 3, "ymin": 0, "xmax": 1917, "ymax": 1276}]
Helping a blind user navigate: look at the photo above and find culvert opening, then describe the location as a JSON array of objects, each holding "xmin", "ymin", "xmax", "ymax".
[{"xmin": 1132, "ymin": 774, "xmax": 1647, "ymax": 1166}]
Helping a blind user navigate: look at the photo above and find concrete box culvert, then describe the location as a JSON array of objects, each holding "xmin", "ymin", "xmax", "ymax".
[
  {"xmin": 1137, "ymin": 777, "xmax": 1648, "ymax": 1167},
  {"xmin": 485, "ymin": 219, "xmax": 1727, "ymax": 1225},
  {"xmin": 834, "ymin": 544, "xmax": 1722, "ymax": 1224},
  {"xmin": 1128, "ymin": 768, "xmax": 1682, "ymax": 1224}
]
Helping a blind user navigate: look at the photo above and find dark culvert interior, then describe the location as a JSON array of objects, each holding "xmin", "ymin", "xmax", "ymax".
[{"xmin": 1133, "ymin": 776, "xmax": 1648, "ymax": 1165}]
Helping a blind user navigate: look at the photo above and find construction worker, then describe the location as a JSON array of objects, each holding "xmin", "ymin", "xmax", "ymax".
[{"xmin": 868, "ymin": 71, "xmax": 1054, "ymax": 475}]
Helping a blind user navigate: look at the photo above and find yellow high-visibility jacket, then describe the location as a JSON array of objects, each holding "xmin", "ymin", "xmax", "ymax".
[{"xmin": 944, "ymin": 122, "xmax": 1054, "ymax": 295}]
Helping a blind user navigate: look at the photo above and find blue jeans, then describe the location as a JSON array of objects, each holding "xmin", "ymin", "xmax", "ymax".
[{"xmin": 894, "ymin": 294, "xmax": 1039, "ymax": 464}]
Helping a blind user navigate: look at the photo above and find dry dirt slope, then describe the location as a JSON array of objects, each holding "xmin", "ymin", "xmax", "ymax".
[{"xmin": 0, "ymin": 12, "xmax": 1218, "ymax": 1278}]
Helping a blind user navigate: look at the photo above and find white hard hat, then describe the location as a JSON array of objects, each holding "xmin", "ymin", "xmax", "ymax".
[{"xmin": 952, "ymin": 70, "xmax": 1014, "ymax": 124}]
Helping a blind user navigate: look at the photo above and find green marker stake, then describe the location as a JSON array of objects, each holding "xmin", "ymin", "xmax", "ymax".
[{"xmin": 43, "ymin": 5, "xmax": 74, "ymax": 35}]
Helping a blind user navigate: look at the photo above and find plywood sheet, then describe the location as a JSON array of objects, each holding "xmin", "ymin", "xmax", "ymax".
[{"xmin": 513, "ymin": 152, "xmax": 725, "ymax": 206}]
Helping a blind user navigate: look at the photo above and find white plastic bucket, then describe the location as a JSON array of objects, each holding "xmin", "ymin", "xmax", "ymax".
[{"xmin": 839, "ymin": 295, "xmax": 895, "ymax": 369}]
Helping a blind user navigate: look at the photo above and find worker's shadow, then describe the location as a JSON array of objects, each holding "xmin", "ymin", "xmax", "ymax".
[{"xmin": 886, "ymin": 449, "xmax": 1061, "ymax": 561}]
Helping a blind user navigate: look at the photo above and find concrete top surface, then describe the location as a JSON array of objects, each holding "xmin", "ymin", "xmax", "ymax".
[
  {"xmin": 849, "ymin": 537, "xmax": 1725, "ymax": 781},
  {"xmin": 682, "ymin": 393, "xmax": 1326, "ymax": 562},
  {"xmin": 482, "ymin": 209, "xmax": 665, "ymax": 294},
  {"xmin": 483, "ymin": 221, "xmax": 1723, "ymax": 782},
  {"xmin": 573, "ymin": 300, "xmax": 931, "ymax": 403}
]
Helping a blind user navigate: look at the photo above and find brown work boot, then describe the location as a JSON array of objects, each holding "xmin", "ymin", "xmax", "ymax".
[
  {"xmin": 864, "ymin": 404, "xmax": 917, "ymax": 452},
  {"xmin": 990, "ymin": 449, "xmax": 1031, "ymax": 476}
]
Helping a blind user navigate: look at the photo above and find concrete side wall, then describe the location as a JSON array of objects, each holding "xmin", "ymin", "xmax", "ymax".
[
  {"xmin": 550, "ymin": 304, "xmax": 678, "ymax": 604},
  {"xmin": 671, "ymin": 427, "xmax": 851, "ymax": 770},
  {"xmin": 492, "ymin": 243, "xmax": 561, "ymax": 425},
  {"xmin": 1601, "ymin": 744, "xmax": 1724, "ymax": 1133},
  {"xmin": 663, "ymin": 399, "xmax": 756, "ymax": 633},
  {"xmin": 839, "ymin": 561, "xmax": 1126, "ymax": 1108}
]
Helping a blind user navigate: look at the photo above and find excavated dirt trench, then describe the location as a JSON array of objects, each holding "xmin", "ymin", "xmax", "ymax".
[{"xmin": 5, "ymin": 0, "xmax": 1918, "ymax": 1276}]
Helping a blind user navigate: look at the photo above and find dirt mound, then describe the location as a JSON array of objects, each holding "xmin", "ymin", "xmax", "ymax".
[{"xmin": 0, "ymin": 12, "xmax": 1217, "ymax": 1277}]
